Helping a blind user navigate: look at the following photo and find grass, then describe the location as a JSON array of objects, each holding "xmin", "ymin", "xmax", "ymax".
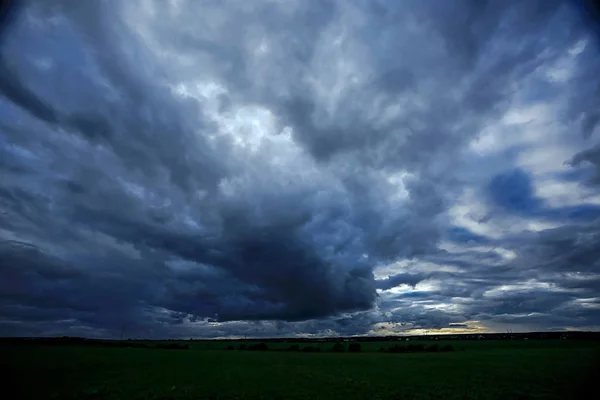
[{"xmin": 2, "ymin": 340, "xmax": 599, "ymax": 399}]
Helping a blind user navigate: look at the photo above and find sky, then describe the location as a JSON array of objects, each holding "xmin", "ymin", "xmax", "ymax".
[{"xmin": 0, "ymin": 0, "xmax": 599, "ymax": 339}]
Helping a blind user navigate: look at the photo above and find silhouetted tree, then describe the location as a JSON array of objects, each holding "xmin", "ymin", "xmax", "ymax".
[
  {"xmin": 156, "ymin": 343, "xmax": 189, "ymax": 350},
  {"xmin": 426, "ymin": 344, "xmax": 439, "ymax": 352},
  {"xmin": 388, "ymin": 345, "xmax": 406, "ymax": 353},
  {"xmin": 407, "ymin": 344, "xmax": 425, "ymax": 352},
  {"xmin": 255, "ymin": 342, "xmax": 269, "ymax": 351},
  {"xmin": 247, "ymin": 342, "xmax": 268, "ymax": 351},
  {"xmin": 331, "ymin": 342, "xmax": 345, "ymax": 352},
  {"xmin": 301, "ymin": 346, "xmax": 320, "ymax": 352},
  {"xmin": 348, "ymin": 343, "xmax": 362, "ymax": 353}
]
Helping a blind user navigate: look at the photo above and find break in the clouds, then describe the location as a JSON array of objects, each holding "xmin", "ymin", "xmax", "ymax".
[{"xmin": 1, "ymin": 0, "xmax": 599, "ymax": 339}]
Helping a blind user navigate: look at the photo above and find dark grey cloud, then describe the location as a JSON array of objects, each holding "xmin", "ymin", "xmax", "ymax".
[
  {"xmin": 375, "ymin": 273, "xmax": 427, "ymax": 291},
  {"xmin": 373, "ymin": 219, "xmax": 600, "ymax": 333},
  {"xmin": 1, "ymin": 0, "xmax": 599, "ymax": 338},
  {"xmin": 571, "ymin": 144, "xmax": 600, "ymax": 184}
]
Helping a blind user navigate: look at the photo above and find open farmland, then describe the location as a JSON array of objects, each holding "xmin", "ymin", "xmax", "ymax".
[{"xmin": 3, "ymin": 337, "xmax": 599, "ymax": 400}]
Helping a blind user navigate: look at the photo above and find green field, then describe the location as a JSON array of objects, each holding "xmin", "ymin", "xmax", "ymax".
[{"xmin": 3, "ymin": 340, "xmax": 599, "ymax": 399}]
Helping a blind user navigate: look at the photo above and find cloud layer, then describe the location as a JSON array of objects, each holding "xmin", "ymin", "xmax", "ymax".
[{"xmin": 1, "ymin": 0, "xmax": 599, "ymax": 338}]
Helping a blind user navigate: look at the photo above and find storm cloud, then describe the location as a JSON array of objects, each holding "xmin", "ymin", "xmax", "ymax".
[{"xmin": 0, "ymin": 0, "xmax": 599, "ymax": 338}]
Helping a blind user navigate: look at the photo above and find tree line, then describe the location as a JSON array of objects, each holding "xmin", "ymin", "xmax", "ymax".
[{"xmin": 227, "ymin": 342, "xmax": 363, "ymax": 352}]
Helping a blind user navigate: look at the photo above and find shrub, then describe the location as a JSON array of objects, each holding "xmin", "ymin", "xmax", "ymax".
[
  {"xmin": 238, "ymin": 344, "xmax": 247, "ymax": 351},
  {"xmin": 301, "ymin": 346, "xmax": 320, "ymax": 352},
  {"xmin": 410, "ymin": 344, "xmax": 425, "ymax": 352},
  {"xmin": 348, "ymin": 343, "xmax": 362, "ymax": 353},
  {"xmin": 426, "ymin": 344, "xmax": 439, "ymax": 352},
  {"xmin": 248, "ymin": 343, "xmax": 269, "ymax": 351},
  {"xmin": 226, "ymin": 345, "xmax": 235, "ymax": 350},
  {"xmin": 127, "ymin": 343, "xmax": 149, "ymax": 349},
  {"xmin": 440, "ymin": 344, "xmax": 454, "ymax": 352},
  {"xmin": 331, "ymin": 342, "xmax": 345, "ymax": 352},
  {"xmin": 256, "ymin": 342, "xmax": 269, "ymax": 351},
  {"xmin": 155, "ymin": 343, "xmax": 189, "ymax": 350},
  {"xmin": 287, "ymin": 344, "xmax": 300, "ymax": 351},
  {"xmin": 388, "ymin": 345, "xmax": 407, "ymax": 353}
]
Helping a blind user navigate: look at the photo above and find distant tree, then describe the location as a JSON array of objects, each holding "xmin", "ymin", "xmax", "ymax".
[
  {"xmin": 440, "ymin": 344, "xmax": 454, "ymax": 352},
  {"xmin": 405, "ymin": 344, "xmax": 425, "ymax": 353},
  {"xmin": 331, "ymin": 342, "xmax": 345, "ymax": 352},
  {"xmin": 156, "ymin": 343, "xmax": 189, "ymax": 350},
  {"xmin": 255, "ymin": 342, "xmax": 269, "ymax": 351},
  {"xmin": 238, "ymin": 344, "xmax": 247, "ymax": 350},
  {"xmin": 301, "ymin": 346, "xmax": 320, "ymax": 352},
  {"xmin": 388, "ymin": 345, "xmax": 406, "ymax": 353},
  {"xmin": 348, "ymin": 343, "xmax": 362, "ymax": 353},
  {"xmin": 248, "ymin": 343, "xmax": 269, "ymax": 351},
  {"xmin": 426, "ymin": 344, "xmax": 439, "ymax": 352},
  {"xmin": 226, "ymin": 345, "xmax": 235, "ymax": 350},
  {"xmin": 125, "ymin": 342, "xmax": 149, "ymax": 349},
  {"xmin": 287, "ymin": 344, "xmax": 300, "ymax": 351}
]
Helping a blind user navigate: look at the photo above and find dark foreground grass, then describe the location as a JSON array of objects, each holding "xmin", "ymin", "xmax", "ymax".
[{"xmin": 3, "ymin": 342, "xmax": 599, "ymax": 399}]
